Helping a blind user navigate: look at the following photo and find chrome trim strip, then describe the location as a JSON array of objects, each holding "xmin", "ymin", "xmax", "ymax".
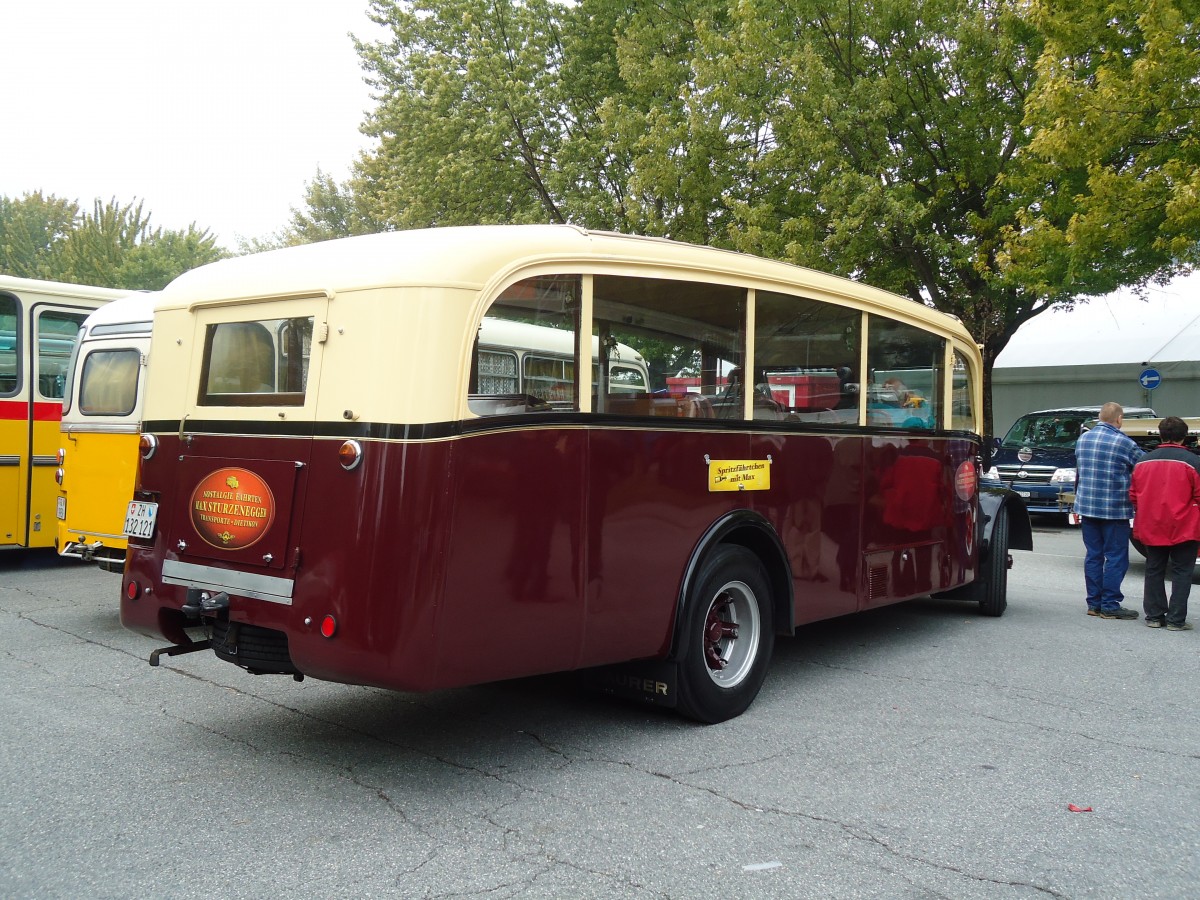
[
  {"xmin": 32, "ymin": 455, "xmax": 58, "ymax": 466},
  {"xmin": 162, "ymin": 559, "xmax": 294, "ymax": 605},
  {"xmin": 61, "ymin": 423, "xmax": 141, "ymax": 435},
  {"xmin": 0, "ymin": 455, "xmax": 19, "ymax": 466}
]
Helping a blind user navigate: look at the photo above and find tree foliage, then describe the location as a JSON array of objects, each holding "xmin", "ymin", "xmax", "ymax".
[
  {"xmin": 1010, "ymin": 0, "xmax": 1200, "ymax": 287},
  {"xmin": 240, "ymin": 169, "xmax": 384, "ymax": 253},
  {"xmin": 327, "ymin": 0, "xmax": 1199, "ymax": 432},
  {"xmin": 0, "ymin": 193, "xmax": 226, "ymax": 290}
]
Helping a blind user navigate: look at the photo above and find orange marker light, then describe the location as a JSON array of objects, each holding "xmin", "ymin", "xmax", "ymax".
[{"xmin": 338, "ymin": 440, "xmax": 363, "ymax": 471}]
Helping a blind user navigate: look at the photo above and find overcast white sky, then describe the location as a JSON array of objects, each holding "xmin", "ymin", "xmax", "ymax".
[{"xmin": 1, "ymin": 0, "xmax": 383, "ymax": 250}]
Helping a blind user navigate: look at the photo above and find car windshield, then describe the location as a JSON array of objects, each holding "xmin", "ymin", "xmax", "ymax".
[{"xmin": 1001, "ymin": 414, "xmax": 1087, "ymax": 449}]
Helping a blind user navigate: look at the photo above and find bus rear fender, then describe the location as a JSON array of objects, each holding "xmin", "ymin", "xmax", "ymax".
[{"xmin": 670, "ymin": 510, "xmax": 795, "ymax": 661}]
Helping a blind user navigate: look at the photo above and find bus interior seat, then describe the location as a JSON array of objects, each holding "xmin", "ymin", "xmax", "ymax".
[{"xmin": 605, "ymin": 393, "xmax": 713, "ymax": 419}]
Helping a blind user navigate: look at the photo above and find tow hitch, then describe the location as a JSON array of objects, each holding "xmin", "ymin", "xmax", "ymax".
[{"xmin": 148, "ymin": 588, "xmax": 230, "ymax": 666}]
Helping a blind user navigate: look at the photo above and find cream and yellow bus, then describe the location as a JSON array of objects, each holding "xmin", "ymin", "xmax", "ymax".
[
  {"xmin": 121, "ymin": 226, "xmax": 1031, "ymax": 722},
  {"xmin": 56, "ymin": 292, "xmax": 156, "ymax": 570},
  {"xmin": 1, "ymin": 275, "xmax": 127, "ymax": 551}
]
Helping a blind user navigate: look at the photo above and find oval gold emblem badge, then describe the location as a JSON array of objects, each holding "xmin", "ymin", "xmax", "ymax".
[{"xmin": 189, "ymin": 468, "xmax": 276, "ymax": 550}]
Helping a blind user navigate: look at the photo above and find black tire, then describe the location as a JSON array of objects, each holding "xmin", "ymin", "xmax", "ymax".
[
  {"xmin": 210, "ymin": 619, "xmax": 297, "ymax": 674},
  {"xmin": 675, "ymin": 545, "xmax": 774, "ymax": 723},
  {"xmin": 977, "ymin": 504, "xmax": 1009, "ymax": 617}
]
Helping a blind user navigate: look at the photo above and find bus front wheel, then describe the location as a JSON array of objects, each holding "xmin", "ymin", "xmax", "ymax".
[
  {"xmin": 676, "ymin": 545, "xmax": 774, "ymax": 724},
  {"xmin": 977, "ymin": 505, "xmax": 1010, "ymax": 618}
]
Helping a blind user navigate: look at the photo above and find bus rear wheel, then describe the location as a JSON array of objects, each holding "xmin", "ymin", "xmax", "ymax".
[{"xmin": 676, "ymin": 545, "xmax": 774, "ymax": 724}]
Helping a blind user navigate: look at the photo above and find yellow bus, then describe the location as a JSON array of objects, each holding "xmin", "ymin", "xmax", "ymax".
[
  {"xmin": 56, "ymin": 293, "xmax": 156, "ymax": 570},
  {"xmin": 0, "ymin": 275, "xmax": 128, "ymax": 551},
  {"xmin": 121, "ymin": 225, "xmax": 1031, "ymax": 722}
]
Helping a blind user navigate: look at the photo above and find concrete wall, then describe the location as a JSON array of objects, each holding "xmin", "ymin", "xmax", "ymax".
[{"xmin": 991, "ymin": 359, "xmax": 1200, "ymax": 439}]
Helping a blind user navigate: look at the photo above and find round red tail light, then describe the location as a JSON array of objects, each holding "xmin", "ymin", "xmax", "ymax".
[
  {"xmin": 125, "ymin": 580, "xmax": 139, "ymax": 600},
  {"xmin": 139, "ymin": 433, "xmax": 158, "ymax": 460},
  {"xmin": 320, "ymin": 615, "xmax": 337, "ymax": 638}
]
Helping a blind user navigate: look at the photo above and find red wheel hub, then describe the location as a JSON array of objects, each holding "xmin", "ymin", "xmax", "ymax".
[{"xmin": 704, "ymin": 594, "xmax": 739, "ymax": 670}]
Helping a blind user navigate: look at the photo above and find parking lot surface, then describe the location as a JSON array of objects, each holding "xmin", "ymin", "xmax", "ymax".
[{"xmin": 2, "ymin": 518, "xmax": 1198, "ymax": 899}]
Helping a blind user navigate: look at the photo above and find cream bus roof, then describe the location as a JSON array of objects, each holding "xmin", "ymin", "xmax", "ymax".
[
  {"xmin": 81, "ymin": 291, "xmax": 160, "ymax": 332},
  {"xmin": 158, "ymin": 225, "xmax": 972, "ymax": 342},
  {"xmin": 0, "ymin": 274, "xmax": 131, "ymax": 302}
]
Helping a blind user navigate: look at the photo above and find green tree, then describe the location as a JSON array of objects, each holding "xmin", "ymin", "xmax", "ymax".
[
  {"xmin": 0, "ymin": 192, "xmax": 80, "ymax": 280},
  {"xmin": 344, "ymin": 0, "xmax": 1198, "ymax": 433},
  {"xmin": 242, "ymin": 168, "xmax": 384, "ymax": 252},
  {"xmin": 0, "ymin": 194, "xmax": 225, "ymax": 290},
  {"xmin": 355, "ymin": 0, "xmax": 573, "ymax": 227},
  {"xmin": 692, "ymin": 0, "xmax": 1051, "ymax": 431},
  {"xmin": 1007, "ymin": 0, "xmax": 1200, "ymax": 288}
]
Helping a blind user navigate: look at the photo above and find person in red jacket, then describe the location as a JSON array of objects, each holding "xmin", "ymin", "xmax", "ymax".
[{"xmin": 1130, "ymin": 416, "xmax": 1200, "ymax": 631}]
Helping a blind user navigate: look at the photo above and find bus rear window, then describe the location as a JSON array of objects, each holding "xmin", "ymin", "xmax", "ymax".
[
  {"xmin": 199, "ymin": 317, "xmax": 312, "ymax": 407},
  {"xmin": 80, "ymin": 349, "xmax": 140, "ymax": 416}
]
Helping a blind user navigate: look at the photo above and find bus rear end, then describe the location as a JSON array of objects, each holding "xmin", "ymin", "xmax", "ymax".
[{"xmin": 57, "ymin": 294, "xmax": 155, "ymax": 570}]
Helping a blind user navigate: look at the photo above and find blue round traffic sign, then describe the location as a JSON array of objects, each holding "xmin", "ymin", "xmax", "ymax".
[{"xmin": 1139, "ymin": 368, "xmax": 1161, "ymax": 390}]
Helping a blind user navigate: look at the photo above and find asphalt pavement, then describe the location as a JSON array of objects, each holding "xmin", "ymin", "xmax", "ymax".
[{"xmin": 2, "ymin": 518, "xmax": 1198, "ymax": 899}]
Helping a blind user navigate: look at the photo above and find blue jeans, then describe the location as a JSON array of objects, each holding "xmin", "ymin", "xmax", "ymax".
[{"xmin": 1081, "ymin": 517, "xmax": 1131, "ymax": 611}]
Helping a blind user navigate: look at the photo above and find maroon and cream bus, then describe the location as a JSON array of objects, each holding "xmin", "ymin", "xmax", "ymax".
[{"xmin": 120, "ymin": 225, "xmax": 1031, "ymax": 722}]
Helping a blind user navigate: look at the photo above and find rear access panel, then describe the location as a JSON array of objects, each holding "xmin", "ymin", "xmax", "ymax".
[{"xmin": 165, "ymin": 456, "xmax": 304, "ymax": 573}]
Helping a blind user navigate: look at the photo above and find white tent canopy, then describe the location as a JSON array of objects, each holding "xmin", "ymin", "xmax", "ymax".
[{"xmin": 996, "ymin": 270, "xmax": 1200, "ymax": 368}]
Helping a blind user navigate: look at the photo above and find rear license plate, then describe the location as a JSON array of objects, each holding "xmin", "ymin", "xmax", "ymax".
[
  {"xmin": 56, "ymin": 496, "xmax": 66, "ymax": 520},
  {"xmin": 1016, "ymin": 490, "xmax": 1031, "ymax": 498},
  {"xmin": 124, "ymin": 501, "xmax": 158, "ymax": 539}
]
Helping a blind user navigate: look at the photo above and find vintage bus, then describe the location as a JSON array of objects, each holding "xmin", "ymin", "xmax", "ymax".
[
  {"xmin": 1, "ymin": 275, "xmax": 128, "ymax": 551},
  {"xmin": 56, "ymin": 292, "xmax": 157, "ymax": 570},
  {"xmin": 120, "ymin": 226, "xmax": 1031, "ymax": 722}
]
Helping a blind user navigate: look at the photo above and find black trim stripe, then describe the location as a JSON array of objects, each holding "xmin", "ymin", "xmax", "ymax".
[{"xmin": 144, "ymin": 416, "xmax": 981, "ymax": 442}]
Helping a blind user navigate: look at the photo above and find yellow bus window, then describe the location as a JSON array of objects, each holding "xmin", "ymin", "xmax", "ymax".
[
  {"xmin": 0, "ymin": 294, "xmax": 16, "ymax": 395},
  {"xmin": 37, "ymin": 310, "xmax": 87, "ymax": 399},
  {"xmin": 79, "ymin": 349, "xmax": 140, "ymax": 416}
]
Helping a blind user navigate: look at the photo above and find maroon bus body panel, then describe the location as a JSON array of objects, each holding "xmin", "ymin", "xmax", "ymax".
[{"xmin": 122, "ymin": 423, "xmax": 982, "ymax": 694}]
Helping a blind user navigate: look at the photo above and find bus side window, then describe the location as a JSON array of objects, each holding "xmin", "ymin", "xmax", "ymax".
[
  {"xmin": 0, "ymin": 293, "xmax": 17, "ymax": 395},
  {"xmin": 592, "ymin": 275, "xmax": 744, "ymax": 419},
  {"xmin": 36, "ymin": 310, "xmax": 87, "ymax": 399},
  {"xmin": 754, "ymin": 291, "xmax": 861, "ymax": 423},
  {"xmin": 471, "ymin": 276, "xmax": 581, "ymax": 416},
  {"xmin": 866, "ymin": 315, "xmax": 945, "ymax": 429}
]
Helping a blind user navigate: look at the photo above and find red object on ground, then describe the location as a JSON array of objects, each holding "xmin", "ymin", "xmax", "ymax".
[{"xmin": 1067, "ymin": 804, "xmax": 1094, "ymax": 813}]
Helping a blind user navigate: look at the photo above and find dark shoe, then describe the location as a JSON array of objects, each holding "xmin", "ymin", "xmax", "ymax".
[
  {"xmin": 1166, "ymin": 622, "xmax": 1194, "ymax": 632},
  {"xmin": 1087, "ymin": 608, "xmax": 1102, "ymax": 617},
  {"xmin": 1146, "ymin": 618, "xmax": 1165, "ymax": 628},
  {"xmin": 1099, "ymin": 607, "xmax": 1139, "ymax": 620}
]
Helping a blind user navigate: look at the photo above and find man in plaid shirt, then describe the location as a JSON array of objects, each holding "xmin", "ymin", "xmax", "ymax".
[{"xmin": 1074, "ymin": 402, "xmax": 1145, "ymax": 618}]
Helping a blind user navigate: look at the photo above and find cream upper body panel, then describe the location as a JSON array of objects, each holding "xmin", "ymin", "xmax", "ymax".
[
  {"xmin": 0, "ymin": 274, "xmax": 130, "ymax": 304},
  {"xmin": 143, "ymin": 225, "xmax": 980, "ymax": 429}
]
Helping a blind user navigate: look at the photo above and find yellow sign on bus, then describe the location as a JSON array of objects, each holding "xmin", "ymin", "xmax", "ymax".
[{"xmin": 708, "ymin": 458, "xmax": 771, "ymax": 492}]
